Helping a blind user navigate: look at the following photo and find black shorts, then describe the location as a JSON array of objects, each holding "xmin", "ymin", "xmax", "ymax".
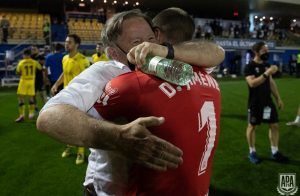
[
  {"xmin": 35, "ymin": 70, "xmax": 44, "ymax": 91},
  {"xmin": 35, "ymin": 80, "xmax": 44, "ymax": 91},
  {"xmin": 248, "ymin": 102, "xmax": 279, "ymax": 125}
]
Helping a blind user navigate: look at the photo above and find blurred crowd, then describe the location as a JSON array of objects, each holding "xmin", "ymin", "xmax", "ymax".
[
  {"xmin": 194, "ymin": 17, "xmax": 298, "ymax": 44},
  {"xmin": 194, "ymin": 19, "xmax": 250, "ymax": 39}
]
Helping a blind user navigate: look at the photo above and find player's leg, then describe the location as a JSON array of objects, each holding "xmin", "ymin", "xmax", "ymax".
[
  {"xmin": 246, "ymin": 124, "xmax": 256, "ymax": 150},
  {"xmin": 45, "ymin": 82, "xmax": 51, "ymax": 100},
  {"xmin": 268, "ymin": 123, "xmax": 279, "ymax": 148},
  {"xmin": 269, "ymin": 123, "xmax": 288, "ymax": 162},
  {"xmin": 62, "ymin": 145, "xmax": 73, "ymax": 158},
  {"xmin": 33, "ymin": 85, "xmax": 39, "ymax": 113},
  {"xmin": 16, "ymin": 95, "xmax": 25, "ymax": 122},
  {"xmin": 28, "ymin": 96, "xmax": 36, "ymax": 119},
  {"xmin": 246, "ymin": 108, "xmax": 261, "ymax": 164},
  {"xmin": 16, "ymin": 81, "xmax": 26, "ymax": 122},
  {"xmin": 76, "ymin": 147, "xmax": 85, "ymax": 165},
  {"xmin": 286, "ymin": 105, "xmax": 300, "ymax": 126},
  {"xmin": 28, "ymin": 81, "xmax": 36, "ymax": 119},
  {"xmin": 38, "ymin": 89, "xmax": 47, "ymax": 104},
  {"xmin": 246, "ymin": 124, "xmax": 260, "ymax": 164},
  {"xmin": 268, "ymin": 104, "xmax": 288, "ymax": 163},
  {"xmin": 35, "ymin": 74, "xmax": 46, "ymax": 111},
  {"xmin": 33, "ymin": 94, "xmax": 39, "ymax": 114}
]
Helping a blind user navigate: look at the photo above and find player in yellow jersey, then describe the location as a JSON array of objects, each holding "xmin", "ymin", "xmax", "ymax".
[
  {"xmin": 51, "ymin": 34, "xmax": 90, "ymax": 165},
  {"xmin": 15, "ymin": 49, "xmax": 42, "ymax": 122},
  {"xmin": 91, "ymin": 42, "xmax": 109, "ymax": 63}
]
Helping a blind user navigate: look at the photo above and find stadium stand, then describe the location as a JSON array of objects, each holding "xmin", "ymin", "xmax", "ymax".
[
  {"xmin": 67, "ymin": 17, "xmax": 103, "ymax": 43},
  {"xmin": 0, "ymin": 12, "xmax": 50, "ymax": 44}
]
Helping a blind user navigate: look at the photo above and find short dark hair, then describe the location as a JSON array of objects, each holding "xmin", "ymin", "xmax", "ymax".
[
  {"xmin": 152, "ymin": 7, "xmax": 195, "ymax": 44},
  {"xmin": 54, "ymin": 43, "xmax": 64, "ymax": 51},
  {"xmin": 97, "ymin": 42, "xmax": 104, "ymax": 46},
  {"xmin": 23, "ymin": 49, "xmax": 31, "ymax": 56},
  {"xmin": 252, "ymin": 41, "xmax": 266, "ymax": 53},
  {"xmin": 101, "ymin": 9, "xmax": 153, "ymax": 47},
  {"xmin": 67, "ymin": 34, "xmax": 81, "ymax": 45}
]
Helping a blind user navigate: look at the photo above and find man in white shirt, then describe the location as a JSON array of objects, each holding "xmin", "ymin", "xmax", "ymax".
[{"xmin": 37, "ymin": 9, "xmax": 224, "ymax": 195}]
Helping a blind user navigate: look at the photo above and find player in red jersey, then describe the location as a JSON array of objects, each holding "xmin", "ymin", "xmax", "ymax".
[
  {"xmin": 95, "ymin": 65, "xmax": 221, "ymax": 196},
  {"xmin": 93, "ymin": 8, "xmax": 222, "ymax": 196}
]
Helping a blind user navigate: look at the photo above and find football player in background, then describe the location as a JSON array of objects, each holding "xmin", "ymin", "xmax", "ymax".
[
  {"xmin": 31, "ymin": 45, "xmax": 47, "ymax": 107},
  {"xmin": 51, "ymin": 34, "xmax": 90, "ymax": 165},
  {"xmin": 92, "ymin": 42, "xmax": 109, "ymax": 63},
  {"xmin": 15, "ymin": 49, "xmax": 42, "ymax": 122},
  {"xmin": 44, "ymin": 43, "xmax": 65, "ymax": 99}
]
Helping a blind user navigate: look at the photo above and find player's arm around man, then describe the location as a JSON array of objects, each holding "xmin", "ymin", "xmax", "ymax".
[{"xmin": 127, "ymin": 41, "xmax": 225, "ymax": 68}]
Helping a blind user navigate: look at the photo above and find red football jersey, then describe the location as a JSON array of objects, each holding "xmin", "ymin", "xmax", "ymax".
[{"xmin": 94, "ymin": 66, "xmax": 221, "ymax": 196}]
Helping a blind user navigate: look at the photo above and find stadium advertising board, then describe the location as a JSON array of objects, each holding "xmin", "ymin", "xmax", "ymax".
[{"xmin": 215, "ymin": 38, "xmax": 276, "ymax": 49}]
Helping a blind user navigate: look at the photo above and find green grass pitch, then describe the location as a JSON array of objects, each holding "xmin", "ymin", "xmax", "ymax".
[{"xmin": 0, "ymin": 78, "xmax": 299, "ymax": 196}]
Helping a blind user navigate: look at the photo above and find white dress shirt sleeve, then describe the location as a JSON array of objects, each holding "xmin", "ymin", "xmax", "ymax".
[{"xmin": 41, "ymin": 61, "xmax": 130, "ymax": 113}]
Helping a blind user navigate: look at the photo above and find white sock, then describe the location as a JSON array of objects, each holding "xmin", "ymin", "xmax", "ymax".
[
  {"xmin": 249, "ymin": 147, "xmax": 256, "ymax": 153},
  {"xmin": 295, "ymin": 115, "xmax": 300, "ymax": 123},
  {"xmin": 271, "ymin": 146, "xmax": 278, "ymax": 154}
]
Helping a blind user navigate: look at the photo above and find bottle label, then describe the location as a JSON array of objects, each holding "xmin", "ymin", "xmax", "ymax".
[{"xmin": 148, "ymin": 56, "xmax": 163, "ymax": 73}]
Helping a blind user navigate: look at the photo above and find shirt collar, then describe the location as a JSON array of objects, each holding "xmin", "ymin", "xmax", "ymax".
[
  {"xmin": 69, "ymin": 52, "xmax": 81, "ymax": 59},
  {"xmin": 112, "ymin": 60, "xmax": 130, "ymax": 70}
]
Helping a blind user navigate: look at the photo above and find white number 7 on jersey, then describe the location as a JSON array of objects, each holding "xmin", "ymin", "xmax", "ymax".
[{"xmin": 198, "ymin": 101, "xmax": 217, "ymax": 176}]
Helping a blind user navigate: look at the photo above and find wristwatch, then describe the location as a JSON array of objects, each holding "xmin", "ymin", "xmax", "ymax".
[
  {"xmin": 262, "ymin": 73, "xmax": 268, "ymax": 79},
  {"xmin": 162, "ymin": 42, "xmax": 174, "ymax": 59}
]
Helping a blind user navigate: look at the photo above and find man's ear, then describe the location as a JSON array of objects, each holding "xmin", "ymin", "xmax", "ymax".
[
  {"xmin": 154, "ymin": 27, "xmax": 159, "ymax": 38},
  {"xmin": 154, "ymin": 28, "xmax": 163, "ymax": 43}
]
